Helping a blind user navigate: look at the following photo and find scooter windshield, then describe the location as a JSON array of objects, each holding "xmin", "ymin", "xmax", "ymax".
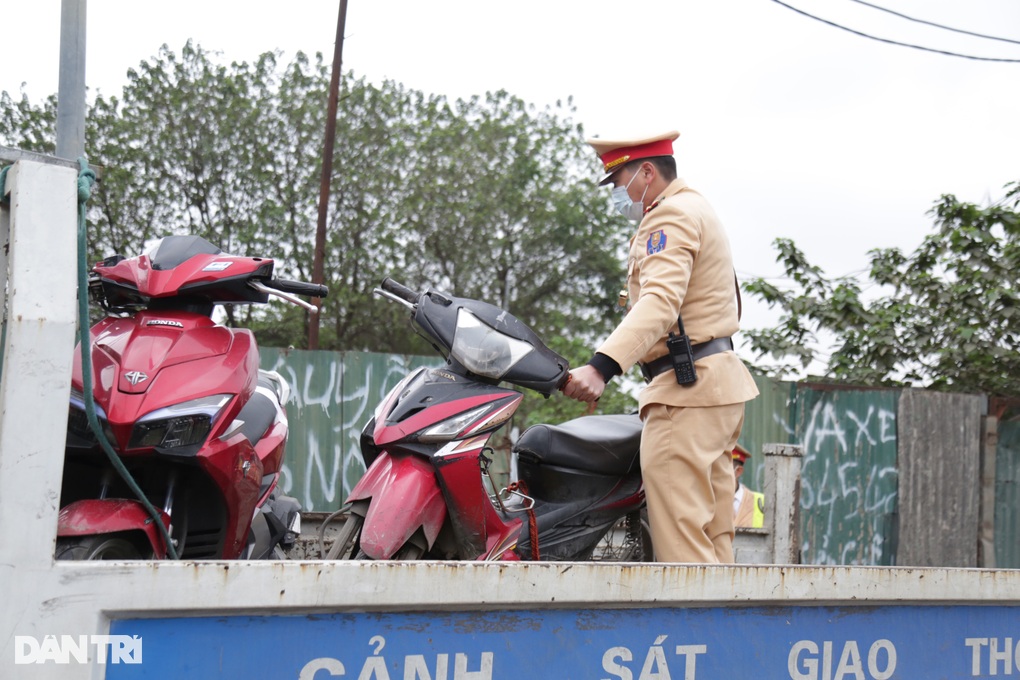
[
  {"xmin": 414, "ymin": 292, "xmax": 568, "ymax": 395},
  {"xmin": 452, "ymin": 308, "xmax": 534, "ymax": 379},
  {"xmin": 146, "ymin": 235, "xmax": 222, "ymax": 270}
]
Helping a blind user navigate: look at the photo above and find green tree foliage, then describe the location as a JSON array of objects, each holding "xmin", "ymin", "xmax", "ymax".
[
  {"xmin": 744, "ymin": 183, "xmax": 1020, "ymax": 397},
  {"xmin": 0, "ymin": 89, "xmax": 56, "ymax": 153},
  {"xmin": 0, "ymin": 41, "xmax": 639, "ymax": 418},
  {"xmin": 396, "ymin": 91, "xmax": 624, "ymax": 343}
]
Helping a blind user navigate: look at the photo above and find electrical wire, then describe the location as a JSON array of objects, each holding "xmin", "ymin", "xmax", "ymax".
[
  {"xmin": 769, "ymin": 0, "xmax": 1020, "ymax": 63},
  {"xmin": 843, "ymin": 0, "xmax": 1020, "ymax": 46}
]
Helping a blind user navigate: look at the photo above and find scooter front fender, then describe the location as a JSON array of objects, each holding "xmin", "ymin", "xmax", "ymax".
[
  {"xmin": 57, "ymin": 499, "xmax": 171, "ymax": 558},
  {"xmin": 347, "ymin": 452, "xmax": 446, "ymax": 559}
]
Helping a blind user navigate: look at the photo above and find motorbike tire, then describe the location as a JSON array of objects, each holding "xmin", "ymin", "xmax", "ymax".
[
  {"xmin": 353, "ymin": 541, "xmax": 424, "ymax": 561},
  {"xmin": 393, "ymin": 542, "xmax": 425, "ymax": 560},
  {"xmin": 327, "ymin": 513, "xmax": 364, "ymax": 560},
  {"xmin": 591, "ymin": 510, "xmax": 653, "ymax": 562},
  {"xmin": 54, "ymin": 534, "xmax": 146, "ymax": 560}
]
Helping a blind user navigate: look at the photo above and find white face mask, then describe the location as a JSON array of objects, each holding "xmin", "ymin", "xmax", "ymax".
[{"xmin": 610, "ymin": 165, "xmax": 648, "ymax": 221}]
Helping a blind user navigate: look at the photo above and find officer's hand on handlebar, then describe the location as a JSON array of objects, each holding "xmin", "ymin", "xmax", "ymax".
[{"xmin": 561, "ymin": 365, "xmax": 606, "ymax": 406}]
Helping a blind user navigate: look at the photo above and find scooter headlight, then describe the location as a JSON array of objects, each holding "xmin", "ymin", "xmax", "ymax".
[
  {"xmin": 67, "ymin": 388, "xmax": 116, "ymax": 447},
  {"xmin": 419, "ymin": 404, "xmax": 493, "ymax": 442},
  {"xmin": 129, "ymin": 394, "xmax": 231, "ymax": 452},
  {"xmin": 452, "ymin": 308, "xmax": 533, "ymax": 380}
]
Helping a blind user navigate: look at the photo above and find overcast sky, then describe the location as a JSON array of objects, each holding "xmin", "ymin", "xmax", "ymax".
[{"xmin": 5, "ymin": 0, "xmax": 1020, "ymax": 366}]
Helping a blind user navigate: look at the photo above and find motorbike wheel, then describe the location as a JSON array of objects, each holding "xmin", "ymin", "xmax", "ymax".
[
  {"xmin": 54, "ymin": 534, "xmax": 146, "ymax": 560},
  {"xmin": 353, "ymin": 542, "xmax": 424, "ymax": 560},
  {"xmin": 394, "ymin": 542, "xmax": 424, "ymax": 560},
  {"xmin": 591, "ymin": 510, "xmax": 653, "ymax": 562},
  {"xmin": 326, "ymin": 513, "xmax": 364, "ymax": 559}
]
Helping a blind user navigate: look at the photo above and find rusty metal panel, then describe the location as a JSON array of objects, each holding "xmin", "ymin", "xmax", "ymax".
[
  {"xmin": 897, "ymin": 389, "xmax": 985, "ymax": 568},
  {"xmin": 260, "ymin": 348, "xmax": 439, "ymax": 512},
  {"xmin": 793, "ymin": 385, "xmax": 900, "ymax": 566},
  {"xmin": 995, "ymin": 404, "xmax": 1020, "ymax": 568}
]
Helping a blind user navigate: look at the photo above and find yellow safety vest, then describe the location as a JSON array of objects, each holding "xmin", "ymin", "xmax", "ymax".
[{"xmin": 750, "ymin": 491, "xmax": 764, "ymax": 529}]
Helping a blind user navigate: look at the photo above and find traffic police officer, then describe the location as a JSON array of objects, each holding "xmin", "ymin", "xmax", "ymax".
[{"xmin": 563, "ymin": 130, "xmax": 759, "ymax": 563}]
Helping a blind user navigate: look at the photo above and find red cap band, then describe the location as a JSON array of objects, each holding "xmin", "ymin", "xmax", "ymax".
[{"xmin": 600, "ymin": 138, "xmax": 676, "ymax": 173}]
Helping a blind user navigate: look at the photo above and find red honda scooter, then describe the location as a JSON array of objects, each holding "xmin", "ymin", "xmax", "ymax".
[
  {"xmin": 326, "ymin": 279, "xmax": 650, "ymax": 562},
  {"xmin": 58, "ymin": 235, "xmax": 326, "ymax": 560}
]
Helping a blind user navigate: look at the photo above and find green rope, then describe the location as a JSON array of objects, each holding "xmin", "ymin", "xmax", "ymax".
[
  {"xmin": 1, "ymin": 165, "xmax": 8, "ymax": 384},
  {"xmin": 75, "ymin": 157, "xmax": 179, "ymax": 559},
  {"xmin": 0, "ymin": 164, "xmax": 10, "ymax": 203}
]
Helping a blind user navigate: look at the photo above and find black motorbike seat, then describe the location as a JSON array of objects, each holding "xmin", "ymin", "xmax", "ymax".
[{"xmin": 513, "ymin": 413, "xmax": 642, "ymax": 476}]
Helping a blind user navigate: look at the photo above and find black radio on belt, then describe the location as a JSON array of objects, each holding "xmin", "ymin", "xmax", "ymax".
[{"xmin": 666, "ymin": 315, "xmax": 698, "ymax": 385}]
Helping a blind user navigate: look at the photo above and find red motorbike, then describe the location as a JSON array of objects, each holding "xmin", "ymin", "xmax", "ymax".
[
  {"xmin": 326, "ymin": 279, "xmax": 650, "ymax": 562},
  {"xmin": 58, "ymin": 235, "xmax": 326, "ymax": 560}
]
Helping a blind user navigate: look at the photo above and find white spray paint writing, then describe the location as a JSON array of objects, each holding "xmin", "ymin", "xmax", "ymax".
[
  {"xmin": 267, "ymin": 352, "xmax": 432, "ymax": 511},
  {"xmin": 769, "ymin": 398, "xmax": 898, "ymax": 566}
]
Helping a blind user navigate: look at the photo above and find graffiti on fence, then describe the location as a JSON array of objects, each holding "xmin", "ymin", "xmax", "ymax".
[
  {"xmin": 794, "ymin": 391, "xmax": 899, "ymax": 566},
  {"xmin": 261, "ymin": 349, "xmax": 437, "ymax": 512}
]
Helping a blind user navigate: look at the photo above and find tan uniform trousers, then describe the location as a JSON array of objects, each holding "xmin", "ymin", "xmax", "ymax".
[{"xmin": 640, "ymin": 401, "xmax": 745, "ymax": 563}]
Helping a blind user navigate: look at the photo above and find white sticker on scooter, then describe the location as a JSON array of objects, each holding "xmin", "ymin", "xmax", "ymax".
[{"xmin": 203, "ymin": 261, "xmax": 233, "ymax": 272}]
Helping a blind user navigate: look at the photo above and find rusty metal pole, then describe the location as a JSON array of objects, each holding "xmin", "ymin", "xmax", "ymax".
[{"xmin": 309, "ymin": 0, "xmax": 349, "ymax": 350}]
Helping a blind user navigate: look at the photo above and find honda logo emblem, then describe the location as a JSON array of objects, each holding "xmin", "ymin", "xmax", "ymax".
[{"xmin": 124, "ymin": 371, "xmax": 148, "ymax": 385}]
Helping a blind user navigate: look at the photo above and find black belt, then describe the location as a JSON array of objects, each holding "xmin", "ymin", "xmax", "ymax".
[{"xmin": 639, "ymin": 337, "xmax": 734, "ymax": 383}]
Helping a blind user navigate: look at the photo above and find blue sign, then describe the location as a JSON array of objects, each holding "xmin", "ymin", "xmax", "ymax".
[{"xmin": 107, "ymin": 605, "xmax": 1020, "ymax": 679}]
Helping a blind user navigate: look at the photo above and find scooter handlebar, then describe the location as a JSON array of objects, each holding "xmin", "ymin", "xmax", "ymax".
[
  {"xmin": 380, "ymin": 277, "xmax": 418, "ymax": 303},
  {"xmin": 265, "ymin": 279, "xmax": 329, "ymax": 299}
]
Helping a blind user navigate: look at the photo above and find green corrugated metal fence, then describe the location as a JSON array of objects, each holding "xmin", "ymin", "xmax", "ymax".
[
  {"xmin": 995, "ymin": 406, "xmax": 1020, "ymax": 568},
  {"xmin": 738, "ymin": 377, "xmax": 899, "ymax": 565},
  {"xmin": 259, "ymin": 348, "xmax": 439, "ymax": 512},
  {"xmin": 791, "ymin": 386, "xmax": 899, "ymax": 566}
]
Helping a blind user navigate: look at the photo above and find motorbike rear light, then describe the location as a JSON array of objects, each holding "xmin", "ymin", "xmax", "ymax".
[
  {"xmin": 452, "ymin": 309, "xmax": 533, "ymax": 380},
  {"xmin": 129, "ymin": 394, "xmax": 230, "ymax": 452}
]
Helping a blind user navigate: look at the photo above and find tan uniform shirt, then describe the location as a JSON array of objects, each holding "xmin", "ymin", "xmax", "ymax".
[{"xmin": 597, "ymin": 178, "xmax": 759, "ymax": 409}]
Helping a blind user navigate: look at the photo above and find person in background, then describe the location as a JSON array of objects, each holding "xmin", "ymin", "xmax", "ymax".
[{"xmin": 733, "ymin": 443, "xmax": 764, "ymax": 529}]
